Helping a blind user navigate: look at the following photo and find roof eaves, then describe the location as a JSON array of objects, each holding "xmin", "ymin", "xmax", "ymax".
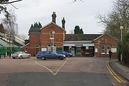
[
  {"xmin": 93, "ymin": 34, "xmax": 103, "ymax": 41},
  {"xmin": 40, "ymin": 22, "xmax": 65, "ymax": 31}
]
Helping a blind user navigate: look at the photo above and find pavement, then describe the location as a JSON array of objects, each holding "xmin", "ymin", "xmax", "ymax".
[{"xmin": 109, "ymin": 59, "xmax": 129, "ymax": 85}]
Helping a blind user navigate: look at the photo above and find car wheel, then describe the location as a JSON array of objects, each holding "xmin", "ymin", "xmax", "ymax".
[
  {"xmin": 20, "ymin": 56, "xmax": 24, "ymax": 59},
  {"xmin": 43, "ymin": 57, "xmax": 46, "ymax": 60},
  {"xmin": 60, "ymin": 57, "xmax": 64, "ymax": 60},
  {"xmin": 12, "ymin": 57, "xmax": 15, "ymax": 59}
]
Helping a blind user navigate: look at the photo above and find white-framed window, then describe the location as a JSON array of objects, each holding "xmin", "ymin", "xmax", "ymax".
[
  {"xmin": 86, "ymin": 46, "xmax": 89, "ymax": 49},
  {"xmin": 100, "ymin": 44, "xmax": 112, "ymax": 54},
  {"xmin": 106, "ymin": 45, "xmax": 111, "ymax": 54},
  {"xmin": 101, "ymin": 45, "xmax": 105, "ymax": 54},
  {"xmin": 42, "ymin": 48, "xmax": 47, "ymax": 51},
  {"xmin": 111, "ymin": 48, "xmax": 117, "ymax": 53},
  {"xmin": 49, "ymin": 31, "xmax": 55, "ymax": 39}
]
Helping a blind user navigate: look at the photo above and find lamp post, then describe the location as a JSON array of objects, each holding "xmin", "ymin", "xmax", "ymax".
[
  {"xmin": 120, "ymin": 26, "xmax": 123, "ymax": 62},
  {"xmin": 52, "ymin": 31, "xmax": 55, "ymax": 52},
  {"xmin": 120, "ymin": 26, "xmax": 123, "ymax": 41},
  {"xmin": 50, "ymin": 31, "xmax": 55, "ymax": 52}
]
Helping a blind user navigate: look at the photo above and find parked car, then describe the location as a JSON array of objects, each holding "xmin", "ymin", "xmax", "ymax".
[
  {"xmin": 57, "ymin": 51, "xmax": 73, "ymax": 57},
  {"xmin": 11, "ymin": 51, "xmax": 31, "ymax": 59},
  {"xmin": 36, "ymin": 51, "xmax": 66, "ymax": 60},
  {"xmin": 36, "ymin": 51, "xmax": 49, "ymax": 59}
]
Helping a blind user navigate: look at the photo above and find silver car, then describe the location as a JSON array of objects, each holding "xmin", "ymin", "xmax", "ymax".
[{"xmin": 11, "ymin": 51, "xmax": 31, "ymax": 59}]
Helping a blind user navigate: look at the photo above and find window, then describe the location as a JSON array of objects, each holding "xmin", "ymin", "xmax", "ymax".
[
  {"xmin": 49, "ymin": 31, "xmax": 55, "ymax": 39},
  {"xmin": 107, "ymin": 45, "xmax": 111, "ymax": 50},
  {"xmin": 101, "ymin": 44, "xmax": 106, "ymax": 54},
  {"xmin": 100, "ymin": 44, "xmax": 111, "ymax": 54},
  {"xmin": 106, "ymin": 45, "xmax": 111, "ymax": 54}
]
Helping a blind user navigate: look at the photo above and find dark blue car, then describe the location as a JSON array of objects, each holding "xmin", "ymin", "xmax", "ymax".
[
  {"xmin": 36, "ymin": 51, "xmax": 66, "ymax": 60},
  {"xmin": 36, "ymin": 51, "xmax": 48, "ymax": 59},
  {"xmin": 57, "ymin": 51, "xmax": 73, "ymax": 57}
]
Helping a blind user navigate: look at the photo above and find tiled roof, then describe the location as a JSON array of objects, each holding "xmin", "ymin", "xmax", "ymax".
[
  {"xmin": 40, "ymin": 22, "xmax": 65, "ymax": 31},
  {"xmin": 65, "ymin": 34, "xmax": 102, "ymax": 41},
  {"xmin": 29, "ymin": 22, "xmax": 65, "ymax": 33}
]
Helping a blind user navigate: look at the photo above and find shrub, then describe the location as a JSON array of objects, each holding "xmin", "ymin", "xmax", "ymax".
[{"xmin": 117, "ymin": 33, "xmax": 129, "ymax": 64}]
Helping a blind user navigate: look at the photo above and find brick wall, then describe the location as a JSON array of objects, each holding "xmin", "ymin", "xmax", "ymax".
[
  {"xmin": 24, "ymin": 23, "xmax": 65, "ymax": 56},
  {"xmin": 25, "ymin": 32, "xmax": 40, "ymax": 56},
  {"xmin": 40, "ymin": 23, "xmax": 65, "ymax": 49},
  {"xmin": 94, "ymin": 34, "xmax": 117, "ymax": 58}
]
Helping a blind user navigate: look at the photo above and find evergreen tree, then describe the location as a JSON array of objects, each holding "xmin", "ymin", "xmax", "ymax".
[
  {"xmin": 29, "ymin": 24, "xmax": 34, "ymax": 32},
  {"xmin": 74, "ymin": 26, "xmax": 80, "ymax": 34},
  {"xmin": 80, "ymin": 29, "xmax": 84, "ymax": 34},
  {"xmin": 118, "ymin": 32, "xmax": 129, "ymax": 64},
  {"xmin": 30, "ymin": 24, "xmax": 33, "ymax": 29},
  {"xmin": 29, "ymin": 22, "xmax": 42, "ymax": 32},
  {"xmin": 34, "ymin": 22, "xmax": 39, "ymax": 28},
  {"xmin": 38, "ymin": 22, "xmax": 42, "ymax": 28},
  {"xmin": 74, "ymin": 25, "xmax": 84, "ymax": 34},
  {"xmin": 74, "ymin": 25, "xmax": 84, "ymax": 40}
]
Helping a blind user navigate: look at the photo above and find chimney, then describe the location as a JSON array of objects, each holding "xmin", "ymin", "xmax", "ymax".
[
  {"xmin": 52, "ymin": 12, "xmax": 56, "ymax": 23},
  {"xmin": 62, "ymin": 17, "xmax": 65, "ymax": 29}
]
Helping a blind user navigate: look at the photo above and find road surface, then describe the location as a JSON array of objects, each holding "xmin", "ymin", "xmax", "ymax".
[{"xmin": 0, "ymin": 57, "xmax": 126, "ymax": 86}]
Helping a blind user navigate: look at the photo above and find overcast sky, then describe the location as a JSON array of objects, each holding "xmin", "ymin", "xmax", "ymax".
[{"xmin": 9, "ymin": 0, "xmax": 113, "ymax": 37}]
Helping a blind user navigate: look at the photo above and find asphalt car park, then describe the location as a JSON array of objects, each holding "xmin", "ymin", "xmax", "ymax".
[{"xmin": 0, "ymin": 57, "xmax": 126, "ymax": 86}]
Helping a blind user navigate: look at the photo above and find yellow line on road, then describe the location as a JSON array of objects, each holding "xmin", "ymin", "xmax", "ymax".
[
  {"xmin": 35, "ymin": 58, "xmax": 68, "ymax": 76},
  {"xmin": 107, "ymin": 64, "xmax": 126, "ymax": 83},
  {"xmin": 107, "ymin": 65, "xmax": 122, "ymax": 83},
  {"xmin": 108, "ymin": 64, "xmax": 126, "ymax": 82}
]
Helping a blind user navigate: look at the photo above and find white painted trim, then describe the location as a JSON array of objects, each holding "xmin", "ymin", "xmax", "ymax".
[
  {"xmin": 101, "ymin": 53, "xmax": 106, "ymax": 54},
  {"xmin": 111, "ymin": 48, "xmax": 117, "ymax": 53},
  {"xmin": 95, "ymin": 48, "xmax": 98, "ymax": 52},
  {"xmin": 41, "ymin": 48, "xmax": 47, "ymax": 51},
  {"xmin": 83, "ymin": 44, "xmax": 94, "ymax": 46},
  {"xmin": 93, "ymin": 34, "xmax": 103, "ymax": 41},
  {"xmin": 63, "ymin": 44, "xmax": 75, "ymax": 46},
  {"xmin": 64, "ymin": 41, "xmax": 92, "ymax": 43}
]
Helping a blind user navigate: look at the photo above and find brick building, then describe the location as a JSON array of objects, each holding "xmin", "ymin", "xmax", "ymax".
[
  {"xmin": 25, "ymin": 12, "xmax": 117, "ymax": 57},
  {"xmin": 94, "ymin": 34, "xmax": 117, "ymax": 58},
  {"xmin": 64, "ymin": 34, "xmax": 117, "ymax": 58},
  {"xmin": 25, "ymin": 12, "xmax": 65, "ymax": 56}
]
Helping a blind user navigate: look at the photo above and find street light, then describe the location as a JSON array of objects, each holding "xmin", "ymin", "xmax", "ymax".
[
  {"xmin": 52, "ymin": 31, "xmax": 55, "ymax": 51},
  {"xmin": 50, "ymin": 31, "xmax": 55, "ymax": 52},
  {"xmin": 120, "ymin": 26, "xmax": 123, "ymax": 41},
  {"xmin": 120, "ymin": 26, "xmax": 123, "ymax": 62}
]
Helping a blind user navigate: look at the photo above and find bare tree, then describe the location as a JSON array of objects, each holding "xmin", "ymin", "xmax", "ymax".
[
  {"xmin": 0, "ymin": 0, "xmax": 22, "ymax": 4},
  {"xmin": 0, "ymin": 0, "xmax": 22, "ymax": 19},
  {"xmin": 0, "ymin": 0, "xmax": 22, "ymax": 56},
  {"xmin": 99, "ymin": 0, "xmax": 129, "ymax": 40}
]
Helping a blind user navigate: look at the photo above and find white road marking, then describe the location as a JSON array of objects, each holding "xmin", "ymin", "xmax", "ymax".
[
  {"xmin": 35, "ymin": 58, "xmax": 68, "ymax": 76},
  {"xmin": 53, "ymin": 58, "xmax": 68, "ymax": 75}
]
